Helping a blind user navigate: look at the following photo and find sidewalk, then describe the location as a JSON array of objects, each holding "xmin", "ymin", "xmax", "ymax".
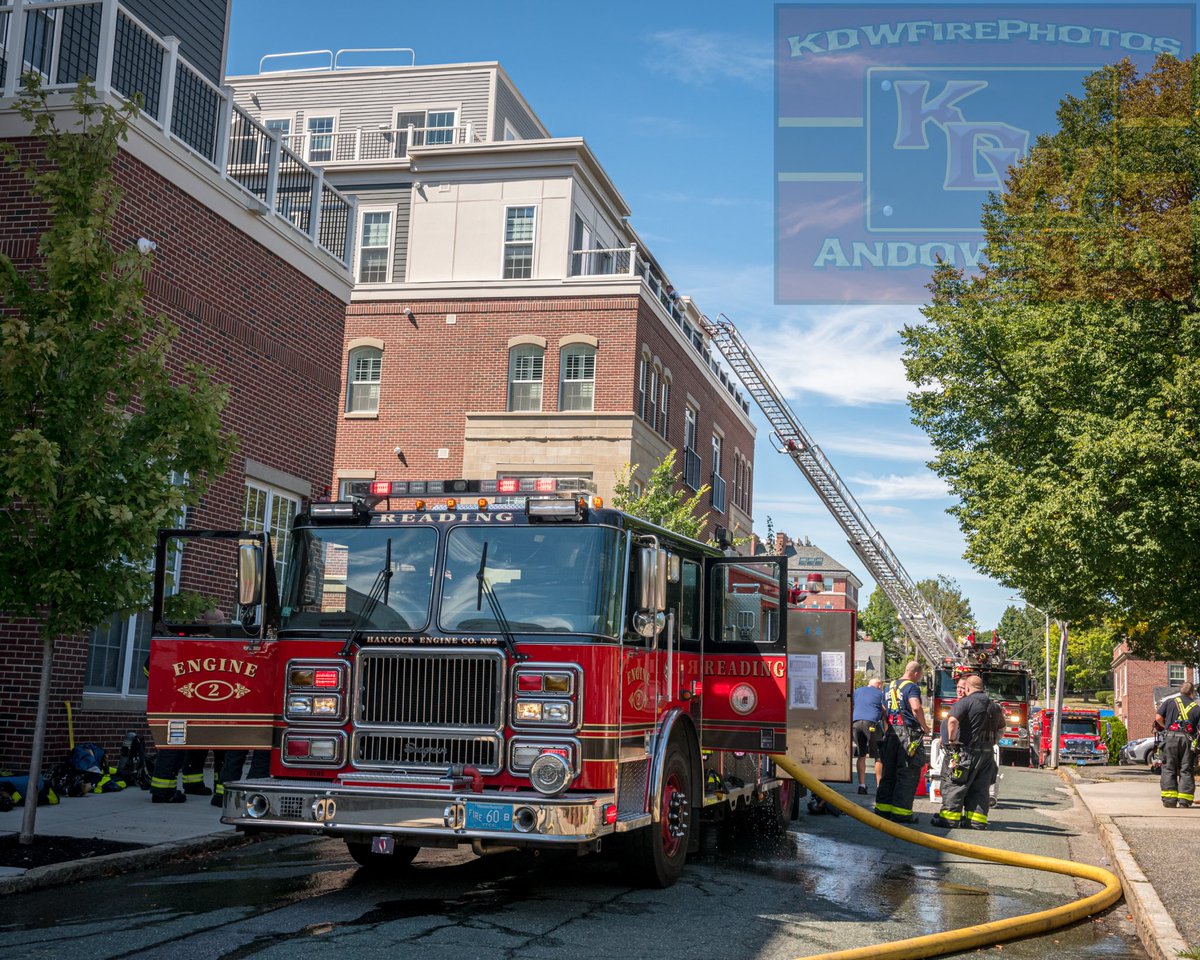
[
  {"xmin": 0, "ymin": 785, "xmax": 246, "ymax": 895},
  {"xmin": 1067, "ymin": 764, "xmax": 1198, "ymax": 959}
]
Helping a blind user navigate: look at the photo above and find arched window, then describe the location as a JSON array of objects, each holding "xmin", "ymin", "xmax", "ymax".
[
  {"xmin": 508, "ymin": 344, "xmax": 544, "ymax": 411},
  {"xmin": 346, "ymin": 346, "xmax": 382, "ymax": 414},
  {"xmin": 560, "ymin": 343, "xmax": 596, "ymax": 411}
]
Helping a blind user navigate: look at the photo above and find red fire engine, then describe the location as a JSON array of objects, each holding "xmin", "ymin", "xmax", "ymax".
[
  {"xmin": 1030, "ymin": 708, "xmax": 1108, "ymax": 767},
  {"xmin": 147, "ymin": 480, "xmax": 854, "ymax": 887},
  {"xmin": 930, "ymin": 633, "xmax": 1034, "ymax": 767}
]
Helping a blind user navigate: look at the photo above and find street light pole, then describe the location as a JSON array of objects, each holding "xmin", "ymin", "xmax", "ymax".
[
  {"xmin": 1010, "ymin": 597, "xmax": 1051, "ymax": 708},
  {"xmin": 1050, "ymin": 619, "xmax": 1069, "ymax": 769}
]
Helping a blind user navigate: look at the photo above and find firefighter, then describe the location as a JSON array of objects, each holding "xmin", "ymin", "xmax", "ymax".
[
  {"xmin": 1155, "ymin": 681, "xmax": 1197, "ymax": 809},
  {"xmin": 143, "ymin": 657, "xmax": 223, "ymax": 802},
  {"xmin": 875, "ymin": 660, "xmax": 929, "ymax": 824},
  {"xmin": 931, "ymin": 673, "xmax": 1000, "ymax": 830},
  {"xmin": 213, "ymin": 750, "xmax": 271, "ymax": 808}
]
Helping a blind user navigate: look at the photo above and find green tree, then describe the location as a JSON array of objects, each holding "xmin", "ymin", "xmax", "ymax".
[
  {"xmin": 916, "ymin": 575, "xmax": 975, "ymax": 638},
  {"xmin": 1065, "ymin": 625, "xmax": 1116, "ymax": 698},
  {"xmin": 0, "ymin": 80, "xmax": 235, "ymax": 844},
  {"xmin": 996, "ymin": 604, "xmax": 1046, "ymax": 681},
  {"xmin": 859, "ymin": 586, "xmax": 902, "ymax": 675},
  {"xmin": 612, "ymin": 450, "xmax": 709, "ymax": 541},
  {"xmin": 902, "ymin": 55, "xmax": 1200, "ymax": 663}
]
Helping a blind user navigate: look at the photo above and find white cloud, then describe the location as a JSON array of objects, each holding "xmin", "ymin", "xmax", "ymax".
[
  {"xmin": 819, "ymin": 432, "xmax": 934, "ymax": 463},
  {"xmin": 851, "ymin": 472, "xmax": 949, "ymax": 501},
  {"xmin": 647, "ymin": 29, "xmax": 773, "ymax": 87}
]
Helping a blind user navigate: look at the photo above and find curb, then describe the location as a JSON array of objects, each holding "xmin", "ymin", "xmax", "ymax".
[
  {"xmin": 0, "ymin": 831, "xmax": 253, "ymax": 897},
  {"xmin": 1057, "ymin": 767, "xmax": 1192, "ymax": 960}
]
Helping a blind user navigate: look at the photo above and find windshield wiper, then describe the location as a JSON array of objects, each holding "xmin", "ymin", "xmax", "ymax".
[
  {"xmin": 475, "ymin": 541, "xmax": 524, "ymax": 662},
  {"xmin": 338, "ymin": 539, "xmax": 393, "ymax": 658}
]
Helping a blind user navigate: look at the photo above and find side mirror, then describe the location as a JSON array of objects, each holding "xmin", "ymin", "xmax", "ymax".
[
  {"xmin": 1104, "ymin": 721, "xmax": 1112, "ymax": 738},
  {"xmin": 634, "ymin": 545, "xmax": 668, "ymax": 639},
  {"xmin": 238, "ymin": 542, "xmax": 264, "ymax": 607}
]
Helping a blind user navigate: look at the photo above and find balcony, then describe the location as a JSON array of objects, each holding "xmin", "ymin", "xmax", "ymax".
[
  {"xmin": 683, "ymin": 448, "xmax": 702, "ymax": 491},
  {"xmin": 274, "ymin": 123, "xmax": 484, "ymax": 166},
  {"xmin": 0, "ymin": 0, "xmax": 355, "ymax": 268}
]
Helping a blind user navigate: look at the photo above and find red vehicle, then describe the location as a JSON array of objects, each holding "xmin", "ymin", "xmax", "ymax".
[
  {"xmin": 1031, "ymin": 708, "xmax": 1108, "ymax": 767},
  {"xmin": 147, "ymin": 481, "xmax": 853, "ymax": 887},
  {"xmin": 931, "ymin": 634, "xmax": 1033, "ymax": 766}
]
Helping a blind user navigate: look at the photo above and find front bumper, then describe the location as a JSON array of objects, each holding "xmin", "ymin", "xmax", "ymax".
[
  {"xmin": 1061, "ymin": 753, "xmax": 1108, "ymax": 765},
  {"xmin": 221, "ymin": 778, "xmax": 617, "ymax": 847}
]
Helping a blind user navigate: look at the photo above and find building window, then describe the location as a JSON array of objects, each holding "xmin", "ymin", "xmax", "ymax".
[
  {"xmin": 396, "ymin": 108, "xmax": 457, "ymax": 152},
  {"xmin": 504, "ymin": 119, "xmax": 520, "ymax": 141},
  {"xmin": 508, "ymin": 344, "xmax": 544, "ymax": 411},
  {"xmin": 347, "ymin": 346, "xmax": 382, "ymax": 414},
  {"xmin": 659, "ymin": 378, "xmax": 670, "ymax": 438},
  {"xmin": 306, "ymin": 116, "xmax": 335, "ymax": 162},
  {"xmin": 711, "ymin": 434, "xmax": 726, "ymax": 511},
  {"xmin": 683, "ymin": 407, "xmax": 701, "ymax": 490},
  {"xmin": 264, "ymin": 117, "xmax": 291, "ymax": 158},
  {"xmin": 339, "ymin": 479, "xmax": 372, "ymax": 500},
  {"xmin": 1168, "ymin": 663, "xmax": 1185, "ymax": 686},
  {"xmin": 648, "ymin": 367, "xmax": 660, "ymax": 432},
  {"xmin": 560, "ymin": 344, "xmax": 596, "ymax": 411},
  {"xmin": 503, "ymin": 206, "xmax": 536, "ymax": 279},
  {"xmin": 243, "ymin": 480, "xmax": 300, "ymax": 588},
  {"xmin": 425, "ymin": 110, "xmax": 456, "ymax": 145},
  {"xmin": 637, "ymin": 356, "xmax": 648, "ymax": 420},
  {"xmin": 357, "ymin": 209, "xmax": 393, "ymax": 283}
]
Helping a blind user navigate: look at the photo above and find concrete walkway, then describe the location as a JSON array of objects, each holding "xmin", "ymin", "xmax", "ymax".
[{"xmin": 1069, "ymin": 764, "xmax": 1197, "ymax": 959}]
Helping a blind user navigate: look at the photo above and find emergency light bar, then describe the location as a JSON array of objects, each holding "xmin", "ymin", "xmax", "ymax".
[{"xmin": 368, "ymin": 476, "xmax": 595, "ymax": 497}]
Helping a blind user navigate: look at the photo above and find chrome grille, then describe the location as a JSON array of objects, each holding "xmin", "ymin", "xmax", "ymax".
[
  {"xmin": 1064, "ymin": 738, "xmax": 1096, "ymax": 753},
  {"xmin": 357, "ymin": 650, "xmax": 502, "ymax": 727},
  {"xmin": 277, "ymin": 795, "xmax": 305, "ymax": 819},
  {"xmin": 355, "ymin": 733, "xmax": 501, "ymax": 773}
]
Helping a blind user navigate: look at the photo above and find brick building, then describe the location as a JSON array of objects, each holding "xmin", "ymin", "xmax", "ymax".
[
  {"xmin": 227, "ymin": 54, "xmax": 756, "ymax": 541},
  {"xmin": 1111, "ymin": 641, "xmax": 1200, "ymax": 739},
  {"xmin": 0, "ymin": 0, "xmax": 353, "ymax": 766},
  {"xmin": 755, "ymin": 532, "xmax": 862, "ymax": 612}
]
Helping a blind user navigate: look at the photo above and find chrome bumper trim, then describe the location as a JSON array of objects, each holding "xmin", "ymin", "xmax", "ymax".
[{"xmin": 221, "ymin": 778, "xmax": 616, "ymax": 845}]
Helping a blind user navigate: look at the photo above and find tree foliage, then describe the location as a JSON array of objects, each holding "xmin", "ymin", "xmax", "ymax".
[
  {"xmin": 1065, "ymin": 624, "xmax": 1116, "ymax": 696},
  {"xmin": 612, "ymin": 450, "xmax": 709, "ymax": 541},
  {"xmin": 902, "ymin": 55, "xmax": 1200, "ymax": 662},
  {"xmin": 996, "ymin": 604, "xmax": 1046, "ymax": 680},
  {"xmin": 916, "ymin": 575, "xmax": 975, "ymax": 638},
  {"xmin": 859, "ymin": 586, "xmax": 902, "ymax": 674},
  {"xmin": 0, "ymin": 79, "xmax": 235, "ymax": 840}
]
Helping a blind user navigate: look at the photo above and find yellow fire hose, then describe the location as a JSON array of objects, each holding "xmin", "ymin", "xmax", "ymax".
[{"xmin": 771, "ymin": 755, "xmax": 1122, "ymax": 960}]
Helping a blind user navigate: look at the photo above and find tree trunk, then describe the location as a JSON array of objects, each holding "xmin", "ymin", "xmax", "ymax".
[{"xmin": 19, "ymin": 632, "xmax": 55, "ymax": 845}]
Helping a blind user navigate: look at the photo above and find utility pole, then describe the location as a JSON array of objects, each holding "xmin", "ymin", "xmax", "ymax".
[
  {"xmin": 1049, "ymin": 620, "xmax": 1069, "ymax": 769},
  {"xmin": 1010, "ymin": 597, "xmax": 1051, "ymax": 708}
]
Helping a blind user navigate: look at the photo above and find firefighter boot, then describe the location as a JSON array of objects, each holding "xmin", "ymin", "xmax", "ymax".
[{"xmin": 151, "ymin": 790, "xmax": 186, "ymax": 804}]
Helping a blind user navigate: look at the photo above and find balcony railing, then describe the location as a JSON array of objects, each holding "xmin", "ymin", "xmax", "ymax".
[
  {"xmin": 0, "ymin": 0, "xmax": 355, "ymax": 268},
  {"xmin": 273, "ymin": 124, "xmax": 483, "ymax": 166},
  {"xmin": 683, "ymin": 448, "xmax": 703, "ymax": 492}
]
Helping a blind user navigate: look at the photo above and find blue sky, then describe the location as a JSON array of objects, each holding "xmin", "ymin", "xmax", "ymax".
[{"xmin": 226, "ymin": 0, "xmax": 1191, "ymax": 630}]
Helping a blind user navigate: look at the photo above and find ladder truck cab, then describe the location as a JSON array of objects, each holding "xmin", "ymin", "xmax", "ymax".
[
  {"xmin": 931, "ymin": 633, "xmax": 1034, "ymax": 767},
  {"xmin": 1031, "ymin": 708, "xmax": 1108, "ymax": 767},
  {"xmin": 146, "ymin": 479, "xmax": 856, "ymax": 887}
]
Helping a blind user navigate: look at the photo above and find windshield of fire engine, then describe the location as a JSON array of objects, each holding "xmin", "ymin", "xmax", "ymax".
[
  {"xmin": 438, "ymin": 526, "xmax": 624, "ymax": 637},
  {"xmin": 1061, "ymin": 719, "xmax": 1099, "ymax": 736},
  {"xmin": 279, "ymin": 527, "xmax": 438, "ymax": 632},
  {"xmin": 937, "ymin": 669, "xmax": 1028, "ymax": 701}
]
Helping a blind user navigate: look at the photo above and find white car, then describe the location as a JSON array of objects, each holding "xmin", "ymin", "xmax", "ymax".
[{"xmin": 1119, "ymin": 735, "xmax": 1161, "ymax": 769}]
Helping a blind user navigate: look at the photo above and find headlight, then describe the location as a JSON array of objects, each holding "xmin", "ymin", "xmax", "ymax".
[
  {"xmin": 312, "ymin": 696, "xmax": 339, "ymax": 716},
  {"xmin": 1008, "ymin": 713, "xmax": 1020, "ymax": 723},
  {"xmin": 288, "ymin": 695, "xmax": 313, "ymax": 715},
  {"xmin": 516, "ymin": 702, "xmax": 543, "ymax": 721},
  {"xmin": 543, "ymin": 702, "xmax": 572, "ymax": 723}
]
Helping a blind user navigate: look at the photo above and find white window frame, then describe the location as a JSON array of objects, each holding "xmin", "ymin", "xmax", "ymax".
[
  {"xmin": 262, "ymin": 115, "xmax": 292, "ymax": 159},
  {"xmin": 355, "ymin": 206, "xmax": 395, "ymax": 284},
  {"xmin": 393, "ymin": 103, "xmax": 462, "ymax": 150},
  {"xmin": 503, "ymin": 118, "xmax": 521, "ymax": 141},
  {"xmin": 305, "ymin": 112, "xmax": 338, "ymax": 163},
  {"xmin": 1168, "ymin": 663, "xmax": 1185, "ymax": 685},
  {"xmin": 559, "ymin": 343, "xmax": 596, "ymax": 412},
  {"xmin": 637, "ymin": 354, "xmax": 649, "ymax": 420},
  {"xmin": 508, "ymin": 344, "xmax": 545, "ymax": 412},
  {"xmin": 502, "ymin": 204, "xmax": 538, "ymax": 280},
  {"xmin": 243, "ymin": 479, "xmax": 301, "ymax": 590},
  {"xmin": 659, "ymin": 376, "xmax": 670, "ymax": 439},
  {"xmin": 346, "ymin": 345, "xmax": 383, "ymax": 414}
]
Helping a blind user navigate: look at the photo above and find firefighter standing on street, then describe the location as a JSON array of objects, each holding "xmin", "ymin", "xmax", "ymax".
[
  {"xmin": 143, "ymin": 657, "xmax": 223, "ymax": 803},
  {"xmin": 875, "ymin": 660, "xmax": 929, "ymax": 824},
  {"xmin": 1155, "ymin": 681, "xmax": 1197, "ymax": 809},
  {"xmin": 931, "ymin": 673, "xmax": 999, "ymax": 830}
]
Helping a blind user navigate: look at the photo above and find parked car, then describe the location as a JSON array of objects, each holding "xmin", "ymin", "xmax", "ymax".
[{"xmin": 1119, "ymin": 734, "xmax": 1162, "ymax": 771}]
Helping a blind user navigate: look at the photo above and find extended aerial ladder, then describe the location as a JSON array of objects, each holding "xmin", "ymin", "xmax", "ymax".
[{"xmin": 702, "ymin": 313, "xmax": 959, "ymax": 667}]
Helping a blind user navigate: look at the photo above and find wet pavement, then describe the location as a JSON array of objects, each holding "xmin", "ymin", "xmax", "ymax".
[{"xmin": 0, "ymin": 768, "xmax": 1144, "ymax": 960}]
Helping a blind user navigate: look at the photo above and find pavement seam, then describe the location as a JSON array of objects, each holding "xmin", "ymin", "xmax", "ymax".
[
  {"xmin": 0, "ymin": 831, "xmax": 253, "ymax": 897},
  {"xmin": 1057, "ymin": 767, "xmax": 1192, "ymax": 960}
]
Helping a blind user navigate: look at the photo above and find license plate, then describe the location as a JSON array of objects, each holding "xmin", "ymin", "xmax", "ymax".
[
  {"xmin": 1000, "ymin": 738, "xmax": 1014, "ymax": 746},
  {"xmin": 465, "ymin": 802, "xmax": 514, "ymax": 832}
]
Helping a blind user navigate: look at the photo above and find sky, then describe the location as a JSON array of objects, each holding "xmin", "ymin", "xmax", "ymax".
[{"xmin": 224, "ymin": 0, "xmax": 1188, "ymax": 631}]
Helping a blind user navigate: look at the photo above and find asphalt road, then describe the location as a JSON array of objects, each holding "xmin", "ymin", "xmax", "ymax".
[{"xmin": 0, "ymin": 768, "xmax": 1143, "ymax": 960}]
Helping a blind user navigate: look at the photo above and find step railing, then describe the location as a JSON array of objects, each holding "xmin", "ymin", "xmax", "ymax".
[{"xmin": 0, "ymin": 0, "xmax": 355, "ymax": 268}]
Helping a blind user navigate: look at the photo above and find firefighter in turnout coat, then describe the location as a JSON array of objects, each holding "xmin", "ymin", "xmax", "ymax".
[
  {"xmin": 930, "ymin": 673, "xmax": 1001, "ymax": 829},
  {"xmin": 874, "ymin": 661, "xmax": 929, "ymax": 824},
  {"xmin": 1156, "ymin": 681, "xmax": 1197, "ymax": 808}
]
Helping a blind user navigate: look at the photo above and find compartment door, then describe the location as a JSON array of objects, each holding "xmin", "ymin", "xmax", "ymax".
[
  {"xmin": 784, "ymin": 609, "xmax": 855, "ymax": 782},
  {"xmin": 700, "ymin": 556, "xmax": 788, "ymax": 753}
]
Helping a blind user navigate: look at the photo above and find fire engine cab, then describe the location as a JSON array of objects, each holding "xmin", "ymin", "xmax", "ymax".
[{"xmin": 147, "ymin": 480, "xmax": 854, "ymax": 887}]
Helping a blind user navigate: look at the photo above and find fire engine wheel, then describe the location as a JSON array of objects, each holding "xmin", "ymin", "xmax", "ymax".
[
  {"xmin": 345, "ymin": 839, "xmax": 419, "ymax": 871},
  {"xmin": 750, "ymin": 777, "xmax": 796, "ymax": 836},
  {"xmin": 623, "ymin": 741, "xmax": 692, "ymax": 888}
]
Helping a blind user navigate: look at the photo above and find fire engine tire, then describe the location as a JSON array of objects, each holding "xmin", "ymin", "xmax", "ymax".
[
  {"xmin": 623, "ymin": 741, "xmax": 692, "ymax": 888},
  {"xmin": 751, "ymin": 777, "xmax": 797, "ymax": 836},
  {"xmin": 345, "ymin": 839, "xmax": 419, "ymax": 871}
]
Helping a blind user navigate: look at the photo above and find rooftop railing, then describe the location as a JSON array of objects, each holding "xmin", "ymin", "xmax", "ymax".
[
  {"xmin": 272, "ymin": 123, "xmax": 484, "ymax": 166},
  {"xmin": 0, "ymin": 0, "xmax": 355, "ymax": 268}
]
